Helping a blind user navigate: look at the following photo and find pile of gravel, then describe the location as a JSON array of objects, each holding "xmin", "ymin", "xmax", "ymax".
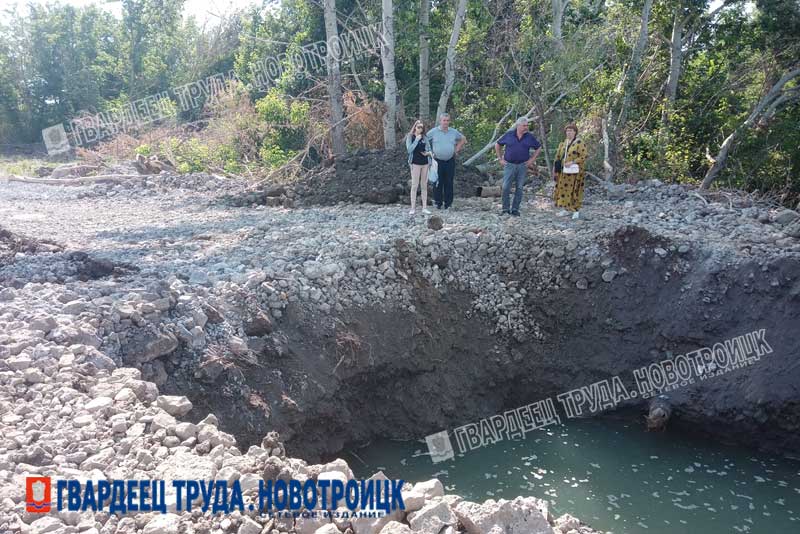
[
  {"xmin": 2, "ymin": 179, "xmax": 799, "ymax": 343},
  {"xmin": 74, "ymin": 172, "xmax": 251, "ymax": 201}
]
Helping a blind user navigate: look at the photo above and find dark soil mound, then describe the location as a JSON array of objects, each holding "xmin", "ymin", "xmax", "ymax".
[
  {"xmin": 0, "ymin": 226, "xmax": 62, "ymax": 267},
  {"xmin": 67, "ymin": 251, "xmax": 140, "ymax": 281},
  {"xmin": 295, "ymin": 148, "xmax": 493, "ymax": 206},
  {"xmin": 0, "ymin": 226, "xmax": 138, "ymax": 282}
]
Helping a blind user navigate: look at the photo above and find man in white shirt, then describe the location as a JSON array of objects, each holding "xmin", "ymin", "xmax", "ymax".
[{"xmin": 427, "ymin": 113, "xmax": 467, "ymax": 210}]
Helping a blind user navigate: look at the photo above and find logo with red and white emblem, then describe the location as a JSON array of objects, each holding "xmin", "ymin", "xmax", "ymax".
[{"xmin": 26, "ymin": 477, "xmax": 51, "ymax": 513}]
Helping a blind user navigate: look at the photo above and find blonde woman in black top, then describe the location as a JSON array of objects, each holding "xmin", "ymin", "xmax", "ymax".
[{"xmin": 405, "ymin": 120, "xmax": 433, "ymax": 215}]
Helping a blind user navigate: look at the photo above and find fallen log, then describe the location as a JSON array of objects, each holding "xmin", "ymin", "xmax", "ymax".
[
  {"xmin": 474, "ymin": 165, "xmax": 553, "ymax": 198},
  {"xmin": 50, "ymin": 163, "xmax": 101, "ymax": 179},
  {"xmin": 1, "ymin": 174, "xmax": 143, "ymax": 186},
  {"xmin": 586, "ymin": 171, "xmax": 614, "ymax": 187}
]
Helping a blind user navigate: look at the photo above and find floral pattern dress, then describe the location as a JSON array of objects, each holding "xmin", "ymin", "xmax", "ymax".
[{"xmin": 553, "ymin": 137, "xmax": 589, "ymax": 211}]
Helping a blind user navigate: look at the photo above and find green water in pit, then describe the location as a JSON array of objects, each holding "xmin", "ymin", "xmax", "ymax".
[{"xmin": 344, "ymin": 418, "xmax": 800, "ymax": 534}]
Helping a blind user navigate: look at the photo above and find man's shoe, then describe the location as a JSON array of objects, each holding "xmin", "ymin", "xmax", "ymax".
[
  {"xmin": 436, "ymin": 204, "xmax": 443, "ymax": 210},
  {"xmin": 501, "ymin": 210, "xmax": 511, "ymax": 216},
  {"xmin": 409, "ymin": 209, "xmax": 416, "ymax": 215},
  {"xmin": 511, "ymin": 211, "xmax": 521, "ymax": 217},
  {"xmin": 422, "ymin": 208, "xmax": 431, "ymax": 215}
]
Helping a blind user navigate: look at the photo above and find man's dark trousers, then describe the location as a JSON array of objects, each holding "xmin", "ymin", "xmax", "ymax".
[{"xmin": 434, "ymin": 157, "xmax": 455, "ymax": 208}]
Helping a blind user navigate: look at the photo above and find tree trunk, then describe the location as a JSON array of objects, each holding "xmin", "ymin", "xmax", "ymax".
[
  {"xmin": 2, "ymin": 174, "xmax": 143, "ymax": 186},
  {"xmin": 609, "ymin": 0, "xmax": 654, "ymax": 176},
  {"xmin": 661, "ymin": 7, "xmax": 684, "ymax": 126},
  {"xmin": 323, "ymin": 0, "xmax": 346, "ymax": 156},
  {"xmin": 380, "ymin": 0, "xmax": 398, "ymax": 148},
  {"xmin": 602, "ymin": 115, "xmax": 613, "ymax": 180},
  {"xmin": 616, "ymin": 0, "xmax": 653, "ymax": 132},
  {"xmin": 435, "ymin": 0, "xmax": 468, "ymax": 120},
  {"xmin": 397, "ymin": 92, "xmax": 410, "ymax": 132},
  {"xmin": 534, "ymin": 99, "xmax": 551, "ymax": 171},
  {"xmin": 552, "ymin": 0, "xmax": 569, "ymax": 46},
  {"xmin": 418, "ymin": 0, "xmax": 431, "ymax": 121},
  {"xmin": 701, "ymin": 67, "xmax": 800, "ymax": 189}
]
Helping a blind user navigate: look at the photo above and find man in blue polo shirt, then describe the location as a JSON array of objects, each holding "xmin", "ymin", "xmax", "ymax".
[{"xmin": 494, "ymin": 116, "xmax": 542, "ymax": 216}]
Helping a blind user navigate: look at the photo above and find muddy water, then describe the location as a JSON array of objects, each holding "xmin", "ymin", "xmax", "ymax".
[{"xmin": 345, "ymin": 418, "xmax": 800, "ymax": 533}]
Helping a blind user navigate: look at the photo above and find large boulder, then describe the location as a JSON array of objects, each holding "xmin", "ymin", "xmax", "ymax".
[
  {"xmin": 142, "ymin": 513, "xmax": 181, "ymax": 534},
  {"xmin": 237, "ymin": 517, "xmax": 263, "ymax": 534},
  {"xmin": 553, "ymin": 513, "xmax": 581, "ymax": 533},
  {"xmin": 784, "ymin": 218, "xmax": 800, "ymax": 238},
  {"xmin": 411, "ymin": 479, "xmax": 444, "ymax": 500},
  {"xmin": 453, "ymin": 497, "xmax": 554, "ymax": 534},
  {"xmin": 307, "ymin": 458, "xmax": 355, "ymax": 481},
  {"xmin": 774, "ymin": 209, "xmax": 799, "ymax": 225},
  {"xmin": 427, "ymin": 216, "xmax": 444, "ymax": 231},
  {"xmin": 156, "ymin": 451, "xmax": 217, "ymax": 511},
  {"xmin": 407, "ymin": 501, "xmax": 456, "ymax": 534},
  {"xmin": 243, "ymin": 311, "xmax": 273, "ymax": 336},
  {"xmin": 379, "ymin": 522, "xmax": 414, "ymax": 534},
  {"xmin": 124, "ymin": 332, "xmax": 179, "ymax": 364},
  {"xmin": 156, "ymin": 395, "xmax": 193, "ymax": 417}
]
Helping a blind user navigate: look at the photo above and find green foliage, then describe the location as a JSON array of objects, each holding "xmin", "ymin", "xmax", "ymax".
[
  {"xmin": 456, "ymin": 91, "xmax": 515, "ymax": 150},
  {"xmin": 0, "ymin": 0, "xmax": 204, "ymax": 142},
  {"xmin": 254, "ymin": 89, "xmax": 308, "ymax": 167},
  {"xmin": 258, "ymin": 144, "xmax": 297, "ymax": 169},
  {"xmin": 0, "ymin": 157, "xmax": 61, "ymax": 177},
  {"xmin": 121, "ymin": 0, "xmax": 186, "ymax": 98},
  {"xmin": 167, "ymin": 138, "xmax": 208, "ymax": 173},
  {"xmin": 233, "ymin": 0, "xmax": 319, "ymax": 99},
  {"xmin": 215, "ymin": 144, "xmax": 245, "ymax": 174},
  {"xmin": 154, "ymin": 137, "xmax": 242, "ymax": 174},
  {"xmin": 134, "ymin": 144, "xmax": 151, "ymax": 156},
  {"xmin": 0, "ymin": 0, "xmax": 798, "ymax": 201}
]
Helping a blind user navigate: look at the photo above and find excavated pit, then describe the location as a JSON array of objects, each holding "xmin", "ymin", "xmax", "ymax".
[
  {"xmin": 158, "ymin": 226, "xmax": 800, "ymax": 463},
  {"xmin": 5, "ymin": 175, "xmax": 800, "ymax": 534}
]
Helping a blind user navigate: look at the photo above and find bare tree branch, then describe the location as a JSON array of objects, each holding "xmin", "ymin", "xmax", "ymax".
[{"xmin": 702, "ymin": 67, "xmax": 800, "ymax": 188}]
